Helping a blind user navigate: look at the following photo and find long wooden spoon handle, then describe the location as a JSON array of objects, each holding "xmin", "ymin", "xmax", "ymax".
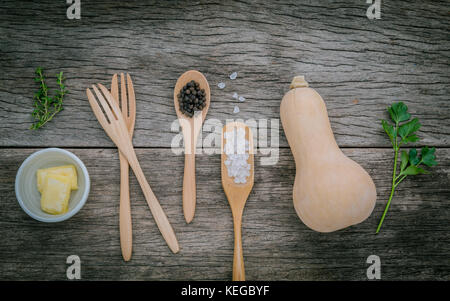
[
  {"xmin": 127, "ymin": 150, "xmax": 180, "ymax": 254},
  {"xmin": 233, "ymin": 217, "xmax": 245, "ymax": 281},
  {"xmin": 119, "ymin": 150, "xmax": 132, "ymax": 261},
  {"xmin": 183, "ymin": 153, "xmax": 196, "ymax": 223}
]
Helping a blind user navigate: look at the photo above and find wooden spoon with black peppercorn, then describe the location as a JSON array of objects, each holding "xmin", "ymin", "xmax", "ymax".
[{"xmin": 174, "ymin": 70, "xmax": 210, "ymax": 223}]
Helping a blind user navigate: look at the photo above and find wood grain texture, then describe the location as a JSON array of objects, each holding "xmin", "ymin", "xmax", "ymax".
[
  {"xmin": 0, "ymin": 0, "xmax": 449, "ymax": 281},
  {"xmin": 0, "ymin": 0, "xmax": 449, "ymax": 147},
  {"xmin": 0, "ymin": 148, "xmax": 448, "ymax": 280}
]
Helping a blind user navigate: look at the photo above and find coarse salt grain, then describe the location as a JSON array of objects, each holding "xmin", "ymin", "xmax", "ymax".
[
  {"xmin": 218, "ymin": 82, "xmax": 226, "ymax": 89},
  {"xmin": 233, "ymin": 106, "xmax": 240, "ymax": 114},
  {"xmin": 238, "ymin": 96, "xmax": 245, "ymax": 102},
  {"xmin": 224, "ymin": 128, "xmax": 250, "ymax": 184},
  {"xmin": 232, "ymin": 92, "xmax": 239, "ymax": 99},
  {"xmin": 229, "ymin": 72, "xmax": 237, "ymax": 80}
]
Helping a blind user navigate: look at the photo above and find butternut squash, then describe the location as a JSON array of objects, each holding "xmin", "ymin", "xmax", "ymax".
[{"xmin": 280, "ymin": 76, "xmax": 376, "ymax": 232}]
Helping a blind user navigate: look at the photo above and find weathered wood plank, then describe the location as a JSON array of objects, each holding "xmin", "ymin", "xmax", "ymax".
[
  {"xmin": 0, "ymin": 148, "xmax": 448, "ymax": 280},
  {"xmin": 0, "ymin": 0, "xmax": 449, "ymax": 147}
]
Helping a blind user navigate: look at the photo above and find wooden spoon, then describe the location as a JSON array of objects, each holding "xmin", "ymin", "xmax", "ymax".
[
  {"xmin": 221, "ymin": 122, "xmax": 254, "ymax": 281},
  {"xmin": 173, "ymin": 70, "xmax": 210, "ymax": 224}
]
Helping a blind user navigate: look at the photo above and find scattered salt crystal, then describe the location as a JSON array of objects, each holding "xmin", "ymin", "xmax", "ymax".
[
  {"xmin": 232, "ymin": 92, "xmax": 238, "ymax": 99},
  {"xmin": 238, "ymin": 96, "xmax": 245, "ymax": 102},
  {"xmin": 233, "ymin": 106, "xmax": 240, "ymax": 114},
  {"xmin": 229, "ymin": 72, "xmax": 237, "ymax": 80},
  {"xmin": 218, "ymin": 82, "xmax": 226, "ymax": 89}
]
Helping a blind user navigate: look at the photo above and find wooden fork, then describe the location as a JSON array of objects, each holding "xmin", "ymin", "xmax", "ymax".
[
  {"xmin": 111, "ymin": 73, "xmax": 136, "ymax": 261},
  {"xmin": 86, "ymin": 83, "xmax": 179, "ymax": 254}
]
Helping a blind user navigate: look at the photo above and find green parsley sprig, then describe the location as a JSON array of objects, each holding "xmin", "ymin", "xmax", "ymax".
[
  {"xmin": 30, "ymin": 67, "xmax": 68, "ymax": 130},
  {"xmin": 377, "ymin": 102, "xmax": 437, "ymax": 233}
]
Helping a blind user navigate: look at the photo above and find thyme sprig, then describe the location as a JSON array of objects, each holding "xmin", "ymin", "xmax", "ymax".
[{"xmin": 30, "ymin": 67, "xmax": 68, "ymax": 130}]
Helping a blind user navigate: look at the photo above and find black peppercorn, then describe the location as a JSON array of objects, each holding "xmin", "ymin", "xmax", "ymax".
[{"xmin": 178, "ymin": 80, "xmax": 207, "ymax": 118}]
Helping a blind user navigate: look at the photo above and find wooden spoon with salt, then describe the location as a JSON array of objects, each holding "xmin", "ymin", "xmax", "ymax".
[
  {"xmin": 174, "ymin": 70, "xmax": 210, "ymax": 223},
  {"xmin": 221, "ymin": 122, "xmax": 254, "ymax": 281}
]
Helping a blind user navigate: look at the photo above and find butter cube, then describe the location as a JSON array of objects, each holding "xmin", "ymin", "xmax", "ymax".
[
  {"xmin": 37, "ymin": 165, "xmax": 78, "ymax": 192},
  {"xmin": 40, "ymin": 174, "xmax": 72, "ymax": 215}
]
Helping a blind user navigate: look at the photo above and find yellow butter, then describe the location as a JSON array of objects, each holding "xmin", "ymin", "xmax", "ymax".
[
  {"xmin": 40, "ymin": 174, "xmax": 72, "ymax": 215},
  {"xmin": 37, "ymin": 165, "xmax": 78, "ymax": 192}
]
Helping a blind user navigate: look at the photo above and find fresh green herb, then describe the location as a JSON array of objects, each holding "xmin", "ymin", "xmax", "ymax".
[
  {"xmin": 30, "ymin": 67, "xmax": 68, "ymax": 130},
  {"xmin": 376, "ymin": 102, "xmax": 437, "ymax": 233}
]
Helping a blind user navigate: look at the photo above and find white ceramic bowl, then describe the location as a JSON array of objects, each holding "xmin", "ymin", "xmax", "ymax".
[{"xmin": 15, "ymin": 148, "xmax": 90, "ymax": 222}]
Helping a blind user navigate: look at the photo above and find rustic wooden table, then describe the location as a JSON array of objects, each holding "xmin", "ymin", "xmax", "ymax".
[{"xmin": 1, "ymin": 1, "xmax": 449, "ymax": 281}]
